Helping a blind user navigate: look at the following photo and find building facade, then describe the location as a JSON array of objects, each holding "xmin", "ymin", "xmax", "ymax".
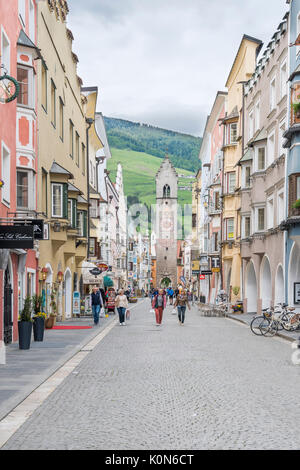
[
  {"xmin": 240, "ymin": 16, "xmax": 288, "ymax": 313},
  {"xmin": 0, "ymin": 0, "xmax": 39, "ymax": 344},
  {"xmin": 221, "ymin": 35, "xmax": 262, "ymax": 304}
]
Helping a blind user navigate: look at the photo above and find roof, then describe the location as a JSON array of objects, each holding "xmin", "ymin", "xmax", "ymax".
[
  {"xmin": 237, "ymin": 148, "xmax": 253, "ymax": 166},
  {"xmin": 50, "ymin": 161, "xmax": 73, "ymax": 179},
  {"xmin": 95, "ymin": 113, "xmax": 112, "ymax": 159},
  {"xmin": 249, "ymin": 128, "xmax": 267, "ymax": 147},
  {"xmin": 68, "ymin": 182, "xmax": 82, "ymax": 194},
  {"xmin": 77, "ymin": 196, "xmax": 88, "ymax": 204},
  {"xmin": 17, "ymin": 29, "xmax": 37, "ymax": 50},
  {"xmin": 226, "ymin": 34, "xmax": 263, "ymax": 88}
]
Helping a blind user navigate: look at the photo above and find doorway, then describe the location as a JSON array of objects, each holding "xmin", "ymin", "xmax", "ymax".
[{"xmin": 3, "ymin": 266, "xmax": 13, "ymax": 344}]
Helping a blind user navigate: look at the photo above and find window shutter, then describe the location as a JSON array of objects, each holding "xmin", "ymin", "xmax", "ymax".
[
  {"xmin": 63, "ymin": 183, "xmax": 68, "ymax": 219},
  {"xmin": 72, "ymin": 199, "xmax": 77, "ymax": 229},
  {"xmin": 83, "ymin": 211, "xmax": 87, "ymax": 237}
]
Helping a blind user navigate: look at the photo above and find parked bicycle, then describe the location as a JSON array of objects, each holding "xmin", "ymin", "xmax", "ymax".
[{"xmin": 250, "ymin": 303, "xmax": 300, "ymax": 337}]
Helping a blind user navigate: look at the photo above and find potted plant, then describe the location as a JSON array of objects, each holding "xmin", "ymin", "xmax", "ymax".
[
  {"xmin": 32, "ymin": 294, "xmax": 46, "ymax": 341},
  {"xmin": 293, "ymin": 101, "xmax": 300, "ymax": 119},
  {"xmin": 292, "ymin": 199, "xmax": 300, "ymax": 209},
  {"xmin": 45, "ymin": 289, "xmax": 57, "ymax": 329},
  {"xmin": 18, "ymin": 296, "xmax": 33, "ymax": 350}
]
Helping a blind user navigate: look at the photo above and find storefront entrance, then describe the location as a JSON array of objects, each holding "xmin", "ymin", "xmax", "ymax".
[{"xmin": 3, "ymin": 266, "xmax": 13, "ymax": 344}]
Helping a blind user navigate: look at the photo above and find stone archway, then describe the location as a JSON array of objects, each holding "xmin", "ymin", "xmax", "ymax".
[
  {"xmin": 275, "ymin": 264, "xmax": 284, "ymax": 305},
  {"xmin": 288, "ymin": 242, "xmax": 300, "ymax": 307},
  {"xmin": 246, "ymin": 261, "xmax": 257, "ymax": 314},
  {"xmin": 260, "ymin": 256, "xmax": 272, "ymax": 309},
  {"xmin": 161, "ymin": 277, "xmax": 172, "ymax": 288}
]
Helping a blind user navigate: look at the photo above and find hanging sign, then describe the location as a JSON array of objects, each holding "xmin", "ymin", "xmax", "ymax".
[
  {"xmin": 0, "ymin": 225, "xmax": 34, "ymax": 249},
  {"xmin": 15, "ymin": 219, "xmax": 44, "ymax": 240},
  {"xmin": 89, "ymin": 267, "xmax": 102, "ymax": 276}
]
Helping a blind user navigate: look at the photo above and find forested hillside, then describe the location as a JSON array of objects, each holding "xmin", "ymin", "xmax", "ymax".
[{"xmin": 104, "ymin": 117, "xmax": 202, "ymax": 172}]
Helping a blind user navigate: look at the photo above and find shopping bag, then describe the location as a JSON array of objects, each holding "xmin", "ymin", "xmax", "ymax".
[
  {"xmin": 126, "ymin": 309, "xmax": 131, "ymax": 320},
  {"xmin": 100, "ymin": 307, "xmax": 105, "ymax": 318},
  {"xmin": 171, "ymin": 308, "xmax": 177, "ymax": 315},
  {"xmin": 149, "ymin": 309, "xmax": 155, "ymax": 314}
]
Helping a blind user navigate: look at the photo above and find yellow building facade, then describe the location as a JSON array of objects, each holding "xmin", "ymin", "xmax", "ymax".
[
  {"xmin": 36, "ymin": 0, "xmax": 91, "ymax": 319},
  {"xmin": 222, "ymin": 35, "xmax": 262, "ymax": 303}
]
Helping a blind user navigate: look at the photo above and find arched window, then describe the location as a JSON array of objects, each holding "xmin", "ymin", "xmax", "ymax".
[{"xmin": 163, "ymin": 184, "xmax": 170, "ymax": 198}]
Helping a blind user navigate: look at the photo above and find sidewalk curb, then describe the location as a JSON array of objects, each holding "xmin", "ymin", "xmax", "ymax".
[{"xmin": 226, "ymin": 314, "xmax": 296, "ymax": 343}]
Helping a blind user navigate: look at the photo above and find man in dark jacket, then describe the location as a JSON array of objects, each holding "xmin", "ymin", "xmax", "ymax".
[{"xmin": 91, "ymin": 285, "xmax": 103, "ymax": 325}]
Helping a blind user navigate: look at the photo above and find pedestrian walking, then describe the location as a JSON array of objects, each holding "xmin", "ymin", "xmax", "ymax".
[
  {"xmin": 115, "ymin": 289, "xmax": 129, "ymax": 326},
  {"xmin": 174, "ymin": 289, "xmax": 191, "ymax": 325},
  {"xmin": 168, "ymin": 287, "xmax": 174, "ymax": 305},
  {"xmin": 152, "ymin": 288, "xmax": 167, "ymax": 326},
  {"xmin": 91, "ymin": 285, "xmax": 103, "ymax": 325}
]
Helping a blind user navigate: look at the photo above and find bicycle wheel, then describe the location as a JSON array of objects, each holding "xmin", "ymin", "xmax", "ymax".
[
  {"xmin": 280, "ymin": 313, "xmax": 296, "ymax": 331},
  {"xmin": 250, "ymin": 316, "xmax": 270, "ymax": 336},
  {"xmin": 262, "ymin": 320, "xmax": 278, "ymax": 337}
]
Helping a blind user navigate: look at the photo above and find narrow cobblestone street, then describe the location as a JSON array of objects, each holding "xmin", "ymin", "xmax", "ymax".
[{"xmin": 2, "ymin": 299, "xmax": 300, "ymax": 450}]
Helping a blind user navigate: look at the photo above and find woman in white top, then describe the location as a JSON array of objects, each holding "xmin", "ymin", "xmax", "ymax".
[{"xmin": 115, "ymin": 289, "xmax": 129, "ymax": 325}]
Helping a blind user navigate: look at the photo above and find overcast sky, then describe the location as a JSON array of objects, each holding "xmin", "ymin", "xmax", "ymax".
[{"xmin": 68, "ymin": 0, "xmax": 288, "ymax": 136}]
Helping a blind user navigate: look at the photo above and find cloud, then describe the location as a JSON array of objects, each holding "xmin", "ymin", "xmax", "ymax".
[{"xmin": 68, "ymin": 0, "xmax": 288, "ymax": 136}]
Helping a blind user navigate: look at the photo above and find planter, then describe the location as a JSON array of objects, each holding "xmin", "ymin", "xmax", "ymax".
[
  {"xmin": 33, "ymin": 317, "xmax": 45, "ymax": 341},
  {"xmin": 45, "ymin": 315, "xmax": 56, "ymax": 329},
  {"xmin": 18, "ymin": 321, "xmax": 32, "ymax": 350}
]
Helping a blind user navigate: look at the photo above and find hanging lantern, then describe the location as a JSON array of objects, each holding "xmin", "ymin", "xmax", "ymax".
[
  {"xmin": 57, "ymin": 271, "xmax": 64, "ymax": 283},
  {"xmin": 41, "ymin": 267, "xmax": 48, "ymax": 281}
]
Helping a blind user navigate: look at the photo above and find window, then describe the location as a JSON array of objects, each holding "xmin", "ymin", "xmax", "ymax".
[
  {"xmin": 75, "ymin": 132, "xmax": 80, "ymax": 167},
  {"xmin": 257, "ymin": 147, "xmax": 266, "ymax": 171},
  {"xmin": 52, "ymin": 183, "xmax": 63, "ymax": 217},
  {"xmin": 214, "ymin": 191, "xmax": 220, "ymax": 210},
  {"xmin": 278, "ymin": 119, "xmax": 286, "ymax": 158},
  {"xmin": 227, "ymin": 172, "xmax": 236, "ymax": 193},
  {"xmin": 280, "ymin": 60, "xmax": 287, "ymax": 99},
  {"xmin": 77, "ymin": 210, "xmax": 87, "ymax": 237},
  {"xmin": 90, "ymin": 199, "xmax": 98, "ymax": 218},
  {"xmin": 267, "ymin": 197, "xmax": 274, "ymax": 229},
  {"xmin": 225, "ymin": 218, "xmax": 234, "ymax": 240},
  {"xmin": 270, "ymin": 77, "xmax": 276, "ymax": 111},
  {"xmin": 51, "ymin": 80, "xmax": 56, "ymax": 126},
  {"xmin": 69, "ymin": 120, "xmax": 74, "ymax": 158},
  {"xmin": 29, "ymin": 0, "xmax": 35, "ymax": 42},
  {"xmin": 242, "ymin": 215, "xmax": 251, "ymax": 238},
  {"xmin": 1, "ymin": 28, "xmax": 10, "ymax": 75},
  {"xmin": 18, "ymin": 0, "xmax": 26, "ymax": 26},
  {"xmin": 89, "ymin": 238, "xmax": 96, "ymax": 257},
  {"xmin": 59, "ymin": 98, "xmax": 64, "ymax": 140},
  {"xmin": 255, "ymin": 101, "xmax": 260, "ymax": 132},
  {"xmin": 289, "ymin": 173, "xmax": 300, "ymax": 216},
  {"xmin": 17, "ymin": 67, "xmax": 29, "ymax": 106},
  {"xmin": 41, "ymin": 62, "xmax": 47, "ymax": 111},
  {"xmin": 26, "ymin": 270, "xmax": 36, "ymax": 297},
  {"xmin": 1, "ymin": 142, "xmax": 10, "ymax": 205},
  {"xmin": 268, "ymin": 132, "xmax": 275, "ymax": 165},
  {"xmin": 68, "ymin": 198, "xmax": 77, "ymax": 229},
  {"xmin": 192, "ymin": 213, "xmax": 196, "ymax": 228},
  {"xmin": 230, "ymin": 123, "xmax": 237, "ymax": 144},
  {"xmin": 163, "ymin": 184, "xmax": 171, "ymax": 197},
  {"xmin": 82, "ymin": 143, "xmax": 85, "ymax": 175},
  {"xmin": 257, "ymin": 207, "xmax": 265, "ymax": 232},
  {"xmin": 245, "ymin": 166, "xmax": 251, "ymax": 188},
  {"xmin": 17, "ymin": 171, "xmax": 29, "ymax": 209},
  {"xmin": 249, "ymin": 110, "xmax": 254, "ymax": 140},
  {"xmin": 277, "ymin": 191, "xmax": 284, "ymax": 225}
]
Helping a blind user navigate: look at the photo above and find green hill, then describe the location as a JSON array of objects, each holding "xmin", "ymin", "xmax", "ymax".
[
  {"xmin": 107, "ymin": 148, "xmax": 194, "ymax": 207},
  {"xmin": 104, "ymin": 116, "xmax": 202, "ymax": 172}
]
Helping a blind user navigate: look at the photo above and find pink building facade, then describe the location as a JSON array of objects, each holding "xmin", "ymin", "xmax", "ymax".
[{"xmin": 0, "ymin": 0, "xmax": 38, "ymax": 344}]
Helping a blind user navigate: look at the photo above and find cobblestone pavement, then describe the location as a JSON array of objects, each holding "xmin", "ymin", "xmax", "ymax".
[{"xmin": 3, "ymin": 301, "xmax": 300, "ymax": 450}]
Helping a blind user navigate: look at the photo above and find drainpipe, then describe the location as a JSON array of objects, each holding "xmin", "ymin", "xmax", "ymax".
[{"xmin": 86, "ymin": 118, "xmax": 94, "ymax": 261}]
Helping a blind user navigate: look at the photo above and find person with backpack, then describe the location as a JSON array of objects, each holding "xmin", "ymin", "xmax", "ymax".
[{"xmin": 152, "ymin": 289, "xmax": 167, "ymax": 326}]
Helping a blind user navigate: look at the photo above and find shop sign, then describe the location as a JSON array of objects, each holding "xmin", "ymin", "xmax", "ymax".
[
  {"xmin": 199, "ymin": 274, "xmax": 205, "ymax": 280},
  {"xmin": 15, "ymin": 219, "xmax": 44, "ymax": 240},
  {"xmin": 89, "ymin": 267, "xmax": 102, "ymax": 276},
  {"xmin": 201, "ymin": 270, "xmax": 212, "ymax": 275},
  {"xmin": 294, "ymin": 283, "xmax": 300, "ymax": 304},
  {"xmin": 0, "ymin": 225, "xmax": 34, "ymax": 249},
  {"xmin": 212, "ymin": 268, "xmax": 220, "ymax": 273},
  {"xmin": 97, "ymin": 263, "xmax": 108, "ymax": 272},
  {"xmin": 73, "ymin": 291, "xmax": 80, "ymax": 315}
]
